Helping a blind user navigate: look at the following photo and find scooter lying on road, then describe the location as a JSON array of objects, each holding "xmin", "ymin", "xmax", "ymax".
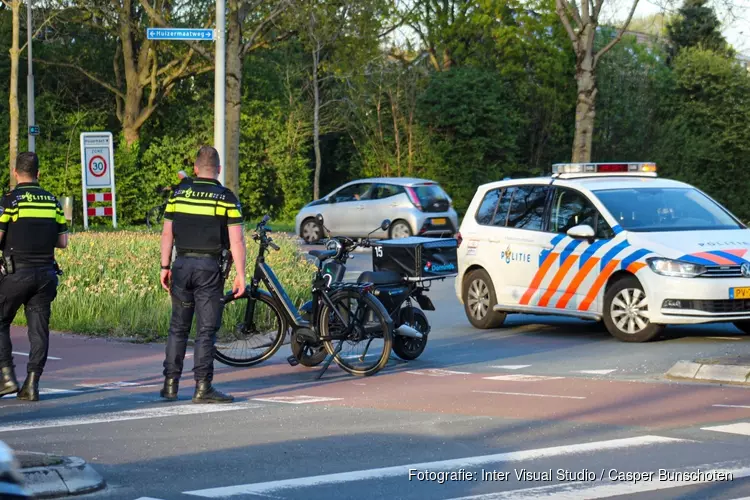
[{"xmin": 292, "ymin": 214, "xmax": 449, "ymax": 367}]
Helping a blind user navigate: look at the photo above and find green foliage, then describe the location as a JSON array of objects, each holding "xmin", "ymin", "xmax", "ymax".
[
  {"xmin": 416, "ymin": 67, "xmax": 522, "ymax": 209},
  {"xmin": 667, "ymin": 0, "xmax": 733, "ymax": 60},
  {"xmin": 593, "ymin": 35, "xmax": 672, "ymax": 162},
  {"xmin": 654, "ymin": 47, "xmax": 750, "ymax": 220}
]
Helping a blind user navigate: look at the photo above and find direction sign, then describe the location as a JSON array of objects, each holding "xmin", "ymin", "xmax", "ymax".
[
  {"xmin": 146, "ymin": 28, "xmax": 214, "ymax": 41},
  {"xmin": 80, "ymin": 132, "xmax": 117, "ymax": 229}
]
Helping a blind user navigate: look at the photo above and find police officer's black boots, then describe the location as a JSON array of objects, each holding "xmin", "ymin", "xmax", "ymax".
[
  {"xmin": 192, "ymin": 380, "xmax": 233, "ymax": 404},
  {"xmin": 16, "ymin": 372, "xmax": 40, "ymax": 401},
  {"xmin": 160, "ymin": 377, "xmax": 179, "ymax": 401},
  {"xmin": 0, "ymin": 366, "xmax": 19, "ymax": 397}
]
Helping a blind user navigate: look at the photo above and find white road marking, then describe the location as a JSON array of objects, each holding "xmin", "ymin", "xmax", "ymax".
[
  {"xmin": 12, "ymin": 351, "xmax": 61, "ymax": 360},
  {"xmin": 182, "ymin": 435, "xmax": 687, "ymax": 498},
  {"xmin": 406, "ymin": 369, "xmax": 471, "ymax": 377},
  {"xmin": 0, "ymin": 402, "xmax": 264, "ymax": 433},
  {"xmin": 491, "ymin": 365, "xmax": 531, "ymax": 370},
  {"xmin": 4, "ymin": 388, "xmax": 82, "ymax": 399},
  {"xmin": 251, "ymin": 395, "xmax": 342, "ymax": 405},
  {"xmin": 483, "ymin": 374, "xmax": 563, "ymax": 382},
  {"xmin": 711, "ymin": 337, "xmax": 742, "ymax": 340},
  {"xmin": 444, "ymin": 461, "xmax": 750, "ymax": 499},
  {"xmin": 701, "ymin": 422, "xmax": 750, "ymax": 436},
  {"xmin": 575, "ymin": 369, "xmax": 616, "ymax": 375},
  {"xmin": 714, "ymin": 404, "xmax": 750, "ymax": 410},
  {"xmin": 473, "ymin": 390, "xmax": 585, "ymax": 400},
  {"xmin": 76, "ymin": 381, "xmax": 158, "ymax": 390},
  {"xmin": 134, "ymin": 497, "xmax": 167, "ymax": 500}
]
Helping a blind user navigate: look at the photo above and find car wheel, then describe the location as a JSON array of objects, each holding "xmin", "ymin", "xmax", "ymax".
[
  {"xmin": 462, "ymin": 268, "xmax": 507, "ymax": 329},
  {"xmin": 389, "ymin": 220, "xmax": 412, "ymax": 239},
  {"xmin": 603, "ymin": 276, "xmax": 663, "ymax": 342},
  {"xmin": 732, "ymin": 321, "xmax": 750, "ymax": 335},
  {"xmin": 300, "ymin": 218, "xmax": 321, "ymax": 244}
]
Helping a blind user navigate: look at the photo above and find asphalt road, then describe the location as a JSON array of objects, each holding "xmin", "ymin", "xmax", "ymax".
[{"xmin": 3, "ymin": 245, "xmax": 750, "ymax": 500}]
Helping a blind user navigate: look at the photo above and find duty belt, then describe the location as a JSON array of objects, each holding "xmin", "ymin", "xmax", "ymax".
[{"xmin": 176, "ymin": 250, "xmax": 222, "ymax": 258}]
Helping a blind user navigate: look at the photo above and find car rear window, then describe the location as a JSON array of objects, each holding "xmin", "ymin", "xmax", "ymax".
[{"xmin": 413, "ymin": 184, "xmax": 449, "ymax": 205}]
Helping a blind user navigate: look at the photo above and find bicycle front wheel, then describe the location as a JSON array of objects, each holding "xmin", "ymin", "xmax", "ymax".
[
  {"xmin": 318, "ymin": 288, "xmax": 393, "ymax": 376},
  {"xmin": 214, "ymin": 291, "xmax": 287, "ymax": 367}
]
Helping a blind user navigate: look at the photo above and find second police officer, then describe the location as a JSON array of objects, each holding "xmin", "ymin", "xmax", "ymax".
[
  {"xmin": 0, "ymin": 152, "xmax": 68, "ymax": 401},
  {"xmin": 159, "ymin": 146, "xmax": 246, "ymax": 403}
]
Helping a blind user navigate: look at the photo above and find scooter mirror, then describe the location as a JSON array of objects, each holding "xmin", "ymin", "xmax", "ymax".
[
  {"xmin": 381, "ymin": 219, "xmax": 391, "ymax": 231},
  {"xmin": 316, "ymin": 213, "xmax": 325, "ymax": 226}
]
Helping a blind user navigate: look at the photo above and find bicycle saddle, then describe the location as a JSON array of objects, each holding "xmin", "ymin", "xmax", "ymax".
[{"xmin": 356, "ymin": 271, "xmax": 403, "ymax": 285}]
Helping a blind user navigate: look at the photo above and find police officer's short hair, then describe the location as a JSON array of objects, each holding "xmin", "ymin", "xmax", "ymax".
[
  {"xmin": 195, "ymin": 146, "xmax": 220, "ymax": 172},
  {"xmin": 16, "ymin": 152, "xmax": 39, "ymax": 178}
]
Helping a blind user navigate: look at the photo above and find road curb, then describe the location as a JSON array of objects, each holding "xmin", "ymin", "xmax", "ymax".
[
  {"xmin": 22, "ymin": 455, "xmax": 106, "ymax": 498},
  {"xmin": 666, "ymin": 360, "xmax": 750, "ymax": 385}
]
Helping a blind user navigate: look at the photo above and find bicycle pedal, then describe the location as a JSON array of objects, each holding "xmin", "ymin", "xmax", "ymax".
[{"xmin": 287, "ymin": 355, "xmax": 300, "ymax": 367}]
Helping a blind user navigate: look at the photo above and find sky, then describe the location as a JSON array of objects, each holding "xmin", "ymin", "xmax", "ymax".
[{"xmin": 607, "ymin": 0, "xmax": 750, "ymax": 54}]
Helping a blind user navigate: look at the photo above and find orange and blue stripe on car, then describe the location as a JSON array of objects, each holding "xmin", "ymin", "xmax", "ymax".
[
  {"xmin": 554, "ymin": 239, "xmax": 609, "ymax": 308},
  {"xmin": 537, "ymin": 240, "xmax": 584, "ymax": 307},
  {"xmin": 520, "ymin": 234, "xmax": 566, "ymax": 305},
  {"xmin": 579, "ymin": 240, "xmax": 631, "ymax": 311},
  {"xmin": 679, "ymin": 249, "xmax": 749, "ymax": 266}
]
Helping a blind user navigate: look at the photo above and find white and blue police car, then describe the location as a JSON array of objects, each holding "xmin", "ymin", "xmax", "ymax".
[{"xmin": 455, "ymin": 162, "xmax": 750, "ymax": 342}]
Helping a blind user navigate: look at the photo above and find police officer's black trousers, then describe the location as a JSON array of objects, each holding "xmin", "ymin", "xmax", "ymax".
[
  {"xmin": 0, "ymin": 267, "xmax": 58, "ymax": 374},
  {"xmin": 164, "ymin": 256, "xmax": 223, "ymax": 382}
]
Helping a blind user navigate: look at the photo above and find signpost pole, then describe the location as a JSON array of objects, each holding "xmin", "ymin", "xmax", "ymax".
[
  {"xmin": 214, "ymin": 0, "xmax": 226, "ymax": 187},
  {"xmin": 27, "ymin": 0, "xmax": 36, "ymax": 152}
]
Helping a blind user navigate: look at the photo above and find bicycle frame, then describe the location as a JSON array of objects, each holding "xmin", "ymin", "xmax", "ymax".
[{"xmin": 238, "ymin": 228, "xmax": 374, "ymax": 343}]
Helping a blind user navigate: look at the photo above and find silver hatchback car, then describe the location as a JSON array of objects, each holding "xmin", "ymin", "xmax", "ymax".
[{"xmin": 295, "ymin": 177, "xmax": 459, "ymax": 243}]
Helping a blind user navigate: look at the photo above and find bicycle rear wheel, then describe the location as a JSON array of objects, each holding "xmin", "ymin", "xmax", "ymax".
[
  {"xmin": 318, "ymin": 289, "xmax": 392, "ymax": 376},
  {"xmin": 214, "ymin": 291, "xmax": 287, "ymax": 367}
]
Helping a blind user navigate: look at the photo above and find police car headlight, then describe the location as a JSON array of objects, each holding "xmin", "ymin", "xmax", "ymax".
[{"xmin": 646, "ymin": 258, "xmax": 706, "ymax": 278}]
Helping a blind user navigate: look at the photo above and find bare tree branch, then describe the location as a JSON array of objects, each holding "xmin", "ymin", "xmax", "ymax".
[
  {"xmin": 560, "ymin": 0, "xmax": 583, "ymax": 27},
  {"xmin": 594, "ymin": 0, "xmax": 640, "ymax": 66},
  {"xmin": 33, "ymin": 58, "xmax": 126, "ymax": 99},
  {"xmin": 20, "ymin": 8, "xmax": 66, "ymax": 53},
  {"xmin": 556, "ymin": 0, "xmax": 580, "ymax": 47},
  {"xmin": 241, "ymin": 0, "xmax": 292, "ymax": 55}
]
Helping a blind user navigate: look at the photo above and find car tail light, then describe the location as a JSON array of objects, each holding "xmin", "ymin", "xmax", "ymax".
[
  {"xmin": 405, "ymin": 186, "xmax": 423, "ymax": 211},
  {"xmin": 456, "ymin": 231, "xmax": 462, "ymax": 247}
]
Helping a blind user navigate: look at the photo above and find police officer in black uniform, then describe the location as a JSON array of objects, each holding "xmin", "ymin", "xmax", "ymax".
[
  {"xmin": 0, "ymin": 152, "xmax": 68, "ymax": 400},
  {"xmin": 159, "ymin": 146, "xmax": 246, "ymax": 403}
]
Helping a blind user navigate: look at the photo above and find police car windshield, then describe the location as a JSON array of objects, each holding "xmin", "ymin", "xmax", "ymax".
[{"xmin": 593, "ymin": 187, "xmax": 742, "ymax": 232}]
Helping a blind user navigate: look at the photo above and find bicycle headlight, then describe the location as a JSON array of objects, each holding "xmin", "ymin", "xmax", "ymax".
[
  {"xmin": 646, "ymin": 257, "xmax": 706, "ymax": 278},
  {"xmin": 325, "ymin": 239, "xmax": 342, "ymax": 253}
]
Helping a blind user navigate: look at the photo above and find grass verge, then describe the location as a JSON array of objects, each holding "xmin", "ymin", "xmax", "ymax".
[{"xmin": 10, "ymin": 231, "xmax": 315, "ymax": 342}]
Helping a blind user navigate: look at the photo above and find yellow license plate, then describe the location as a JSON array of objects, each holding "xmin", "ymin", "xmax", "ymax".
[
  {"xmin": 432, "ymin": 218, "xmax": 447, "ymax": 225},
  {"xmin": 731, "ymin": 287, "xmax": 750, "ymax": 299}
]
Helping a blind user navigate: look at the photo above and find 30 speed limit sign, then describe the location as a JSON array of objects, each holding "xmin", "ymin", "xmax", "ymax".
[{"xmin": 80, "ymin": 132, "xmax": 117, "ymax": 229}]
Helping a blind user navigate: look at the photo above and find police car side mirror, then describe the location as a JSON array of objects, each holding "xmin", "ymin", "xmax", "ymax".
[{"xmin": 567, "ymin": 224, "xmax": 596, "ymax": 243}]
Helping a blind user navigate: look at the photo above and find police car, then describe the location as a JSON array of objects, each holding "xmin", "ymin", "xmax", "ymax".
[{"xmin": 455, "ymin": 162, "xmax": 750, "ymax": 342}]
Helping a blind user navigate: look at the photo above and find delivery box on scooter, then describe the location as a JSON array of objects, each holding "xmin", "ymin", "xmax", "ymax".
[{"xmin": 372, "ymin": 236, "xmax": 458, "ymax": 279}]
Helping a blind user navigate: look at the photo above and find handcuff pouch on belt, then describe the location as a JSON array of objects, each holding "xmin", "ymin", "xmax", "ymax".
[
  {"xmin": 0, "ymin": 255, "xmax": 14, "ymax": 276},
  {"xmin": 219, "ymin": 249, "xmax": 233, "ymax": 281}
]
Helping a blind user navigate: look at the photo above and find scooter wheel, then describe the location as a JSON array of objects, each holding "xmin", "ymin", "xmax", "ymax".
[
  {"xmin": 392, "ymin": 307, "xmax": 429, "ymax": 361},
  {"xmin": 290, "ymin": 331, "xmax": 327, "ymax": 367}
]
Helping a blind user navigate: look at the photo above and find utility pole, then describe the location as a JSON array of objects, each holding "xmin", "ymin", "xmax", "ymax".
[
  {"xmin": 27, "ymin": 0, "xmax": 36, "ymax": 152},
  {"xmin": 214, "ymin": 0, "xmax": 226, "ymax": 186}
]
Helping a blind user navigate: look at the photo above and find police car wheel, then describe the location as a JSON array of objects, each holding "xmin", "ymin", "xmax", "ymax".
[
  {"xmin": 603, "ymin": 276, "xmax": 663, "ymax": 342},
  {"xmin": 732, "ymin": 321, "xmax": 750, "ymax": 335},
  {"xmin": 301, "ymin": 218, "xmax": 322, "ymax": 244},
  {"xmin": 463, "ymin": 268, "xmax": 507, "ymax": 329}
]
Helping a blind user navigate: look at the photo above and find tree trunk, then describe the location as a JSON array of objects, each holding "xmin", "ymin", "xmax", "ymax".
[
  {"xmin": 224, "ymin": 0, "xmax": 242, "ymax": 194},
  {"xmin": 8, "ymin": 0, "xmax": 20, "ymax": 188},
  {"xmin": 572, "ymin": 31, "xmax": 597, "ymax": 163},
  {"xmin": 312, "ymin": 45, "xmax": 322, "ymax": 200},
  {"xmin": 407, "ymin": 108, "xmax": 414, "ymax": 175},
  {"xmin": 389, "ymin": 89, "xmax": 401, "ymax": 177}
]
